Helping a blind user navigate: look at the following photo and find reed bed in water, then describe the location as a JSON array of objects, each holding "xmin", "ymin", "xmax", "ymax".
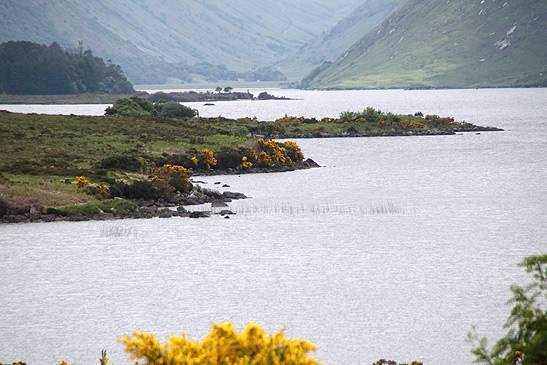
[
  {"xmin": 191, "ymin": 201, "xmax": 405, "ymax": 216},
  {"xmin": 100, "ymin": 225, "xmax": 138, "ymax": 237}
]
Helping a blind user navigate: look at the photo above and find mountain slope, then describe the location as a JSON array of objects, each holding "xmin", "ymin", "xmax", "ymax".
[
  {"xmin": 277, "ymin": 0, "xmax": 408, "ymax": 79},
  {"xmin": 0, "ymin": 0, "xmax": 364, "ymax": 84},
  {"xmin": 302, "ymin": 0, "xmax": 547, "ymax": 89}
]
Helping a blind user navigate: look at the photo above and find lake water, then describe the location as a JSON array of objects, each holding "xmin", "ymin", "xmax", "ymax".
[{"xmin": 1, "ymin": 88, "xmax": 546, "ymax": 364}]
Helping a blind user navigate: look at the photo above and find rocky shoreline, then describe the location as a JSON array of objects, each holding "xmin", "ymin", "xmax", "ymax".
[
  {"xmin": 0, "ymin": 158, "xmax": 320, "ymax": 224},
  {"xmin": 0, "ymin": 186, "xmax": 249, "ymax": 224}
]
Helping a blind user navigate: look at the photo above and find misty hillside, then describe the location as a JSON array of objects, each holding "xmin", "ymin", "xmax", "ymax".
[
  {"xmin": 0, "ymin": 0, "xmax": 364, "ymax": 84},
  {"xmin": 302, "ymin": 0, "xmax": 547, "ymax": 89},
  {"xmin": 277, "ymin": 0, "xmax": 408, "ymax": 79}
]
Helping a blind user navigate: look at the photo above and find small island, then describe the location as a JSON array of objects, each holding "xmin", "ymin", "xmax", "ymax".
[{"xmin": 0, "ymin": 97, "xmax": 502, "ymax": 223}]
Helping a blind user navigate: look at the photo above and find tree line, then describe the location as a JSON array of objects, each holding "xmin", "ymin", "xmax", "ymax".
[{"xmin": 0, "ymin": 41, "xmax": 135, "ymax": 95}]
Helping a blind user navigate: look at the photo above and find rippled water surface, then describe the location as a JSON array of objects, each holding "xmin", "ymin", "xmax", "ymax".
[{"xmin": 1, "ymin": 88, "xmax": 546, "ymax": 364}]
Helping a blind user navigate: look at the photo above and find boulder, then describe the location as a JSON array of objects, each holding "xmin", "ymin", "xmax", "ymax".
[
  {"xmin": 222, "ymin": 191, "xmax": 247, "ymax": 200},
  {"xmin": 189, "ymin": 211, "xmax": 211, "ymax": 218}
]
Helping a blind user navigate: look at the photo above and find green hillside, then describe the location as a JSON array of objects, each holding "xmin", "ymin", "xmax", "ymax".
[
  {"xmin": 277, "ymin": 0, "xmax": 407, "ymax": 79},
  {"xmin": 302, "ymin": 0, "xmax": 547, "ymax": 89},
  {"xmin": 0, "ymin": 0, "xmax": 364, "ymax": 84}
]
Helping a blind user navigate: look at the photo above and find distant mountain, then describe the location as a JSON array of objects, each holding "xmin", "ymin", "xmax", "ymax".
[
  {"xmin": 277, "ymin": 0, "xmax": 408, "ymax": 79},
  {"xmin": 0, "ymin": 0, "xmax": 364, "ymax": 84},
  {"xmin": 302, "ymin": 0, "xmax": 547, "ymax": 89}
]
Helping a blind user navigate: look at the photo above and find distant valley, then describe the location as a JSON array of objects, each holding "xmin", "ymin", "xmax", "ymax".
[
  {"xmin": 1, "ymin": 0, "xmax": 544, "ymax": 89},
  {"xmin": 0, "ymin": 0, "xmax": 371, "ymax": 84}
]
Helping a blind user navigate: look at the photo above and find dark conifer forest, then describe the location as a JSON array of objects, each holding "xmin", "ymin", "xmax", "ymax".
[{"xmin": 0, "ymin": 41, "xmax": 135, "ymax": 95}]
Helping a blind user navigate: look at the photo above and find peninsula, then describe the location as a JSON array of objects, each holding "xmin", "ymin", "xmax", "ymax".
[{"xmin": 0, "ymin": 101, "xmax": 502, "ymax": 223}]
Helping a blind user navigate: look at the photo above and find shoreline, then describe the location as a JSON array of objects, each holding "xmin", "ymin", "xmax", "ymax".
[
  {"xmin": 0, "ymin": 159, "xmax": 320, "ymax": 224},
  {"xmin": 0, "ymin": 89, "xmax": 290, "ymax": 105}
]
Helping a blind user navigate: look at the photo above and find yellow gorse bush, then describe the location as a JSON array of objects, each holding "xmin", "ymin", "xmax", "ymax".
[
  {"xmin": 119, "ymin": 322, "xmax": 320, "ymax": 365},
  {"xmin": 151, "ymin": 164, "xmax": 189, "ymax": 176},
  {"xmin": 75, "ymin": 176, "xmax": 90, "ymax": 190},
  {"xmin": 195, "ymin": 149, "xmax": 217, "ymax": 170},
  {"xmin": 257, "ymin": 139, "xmax": 294, "ymax": 166},
  {"xmin": 240, "ymin": 156, "xmax": 253, "ymax": 168}
]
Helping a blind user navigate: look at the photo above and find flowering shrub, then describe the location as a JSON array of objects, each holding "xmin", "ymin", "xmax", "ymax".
[
  {"xmin": 257, "ymin": 139, "xmax": 289, "ymax": 165},
  {"xmin": 196, "ymin": 149, "xmax": 217, "ymax": 170},
  {"xmin": 378, "ymin": 119, "xmax": 426, "ymax": 130},
  {"xmin": 75, "ymin": 176, "xmax": 90, "ymax": 190},
  {"xmin": 240, "ymin": 156, "xmax": 253, "ymax": 168},
  {"xmin": 283, "ymin": 141, "xmax": 304, "ymax": 163},
  {"xmin": 372, "ymin": 360, "xmax": 423, "ymax": 365},
  {"xmin": 320, "ymin": 117, "xmax": 337, "ymax": 123},
  {"xmin": 149, "ymin": 164, "xmax": 192, "ymax": 194},
  {"xmin": 119, "ymin": 322, "xmax": 320, "ymax": 365},
  {"xmin": 85, "ymin": 183, "xmax": 111, "ymax": 200},
  {"xmin": 275, "ymin": 116, "xmax": 304, "ymax": 124},
  {"xmin": 238, "ymin": 146, "xmax": 257, "ymax": 165},
  {"xmin": 312, "ymin": 126, "xmax": 325, "ymax": 137},
  {"xmin": 257, "ymin": 151, "xmax": 272, "ymax": 167}
]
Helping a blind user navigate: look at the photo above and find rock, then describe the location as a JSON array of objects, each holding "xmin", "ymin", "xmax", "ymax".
[
  {"xmin": 139, "ymin": 206, "xmax": 157, "ymax": 215},
  {"xmin": 29, "ymin": 206, "xmax": 40, "ymax": 221},
  {"xmin": 202, "ymin": 188, "xmax": 222, "ymax": 198},
  {"xmin": 219, "ymin": 210, "xmax": 235, "ymax": 215},
  {"xmin": 189, "ymin": 211, "xmax": 211, "ymax": 218},
  {"xmin": 158, "ymin": 208, "xmax": 174, "ymax": 218},
  {"xmin": 94, "ymin": 212, "xmax": 115, "ymax": 220},
  {"xmin": 69, "ymin": 213, "xmax": 88, "ymax": 222},
  {"xmin": 222, "ymin": 184, "xmax": 230, "ymax": 188},
  {"xmin": 222, "ymin": 191, "xmax": 247, "ymax": 200},
  {"xmin": 40, "ymin": 214, "xmax": 57, "ymax": 222},
  {"xmin": 7, "ymin": 214, "xmax": 28, "ymax": 223},
  {"xmin": 211, "ymin": 200, "xmax": 229, "ymax": 208}
]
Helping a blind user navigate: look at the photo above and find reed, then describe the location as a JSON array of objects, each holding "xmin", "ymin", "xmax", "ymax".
[
  {"xmin": 100, "ymin": 225, "xmax": 137, "ymax": 237},
  {"xmin": 229, "ymin": 201, "xmax": 404, "ymax": 215}
]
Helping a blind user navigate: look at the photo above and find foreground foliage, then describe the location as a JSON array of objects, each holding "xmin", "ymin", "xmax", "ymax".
[
  {"xmin": 467, "ymin": 254, "xmax": 547, "ymax": 364},
  {"xmin": 119, "ymin": 322, "xmax": 320, "ymax": 365}
]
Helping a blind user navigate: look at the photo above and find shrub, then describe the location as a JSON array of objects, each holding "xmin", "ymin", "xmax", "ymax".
[
  {"xmin": 372, "ymin": 360, "xmax": 423, "ymax": 365},
  {"xmin": 214, "ymin": 147, "xmax": 243, "ymax": 169},
  {"xmin": 149, "ymin": 164, "xmax": 192, "ymax": 195},
  {"xmin": 111, "ymin": 180, "xmax": 164, "ymax": 200},
  {"xmin": 105, "ymin": 96, "xmax": 155, "ymax": 116},
  {"xmin": 312, "ymin": 126, "xmax": 325, "ymax": 137},
  {"xmin": 156, "ymin": 102, "xmax": 196, "ymax": 118},
  {"xmin": 119, "ymin": 322, "xmax": 320, "ymax": 365},
  {"xmin": 467, "ymin": 254, "xmax": 547, "ymax": 364},
  {"xmin": 193, "ymin": 149, "xmax": 217, "ymax": 170},
  {"xmin": 96, "ymin": 155, "xmax": 144, "ymax": 172},
  {"xmin": 238, "ymin": 146, "xmax": 258, "ymax": 165},
  {"xmin": 283, "ymin": 141, "xmax": 304, "ymax": 163}
]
